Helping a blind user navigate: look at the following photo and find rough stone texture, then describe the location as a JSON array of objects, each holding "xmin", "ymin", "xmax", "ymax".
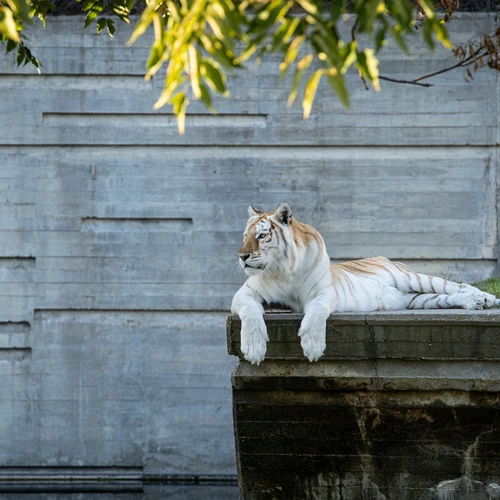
[
  {"xmin": 228, "ymin": 310, "xmax": 500, "ymax": 362},
  {"xmin": 229, "ymin": 313, "xmax": 500, "ymax": 499},
  {"xmin": 0, "ymin": 12, "xmax": 499, "ymax": 477}
]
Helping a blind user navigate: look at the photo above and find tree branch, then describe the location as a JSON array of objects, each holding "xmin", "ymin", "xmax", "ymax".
[
  {"xmin": 378, "ymin": 48, "xmax": 489, "ymax": 88},
  {"xmin": 413, "ymin": 49, "xmax": 486, "ymax": 82},
  {"xmin": 378, "ymin": 76, "xmax": 433, "ymax": 87}
]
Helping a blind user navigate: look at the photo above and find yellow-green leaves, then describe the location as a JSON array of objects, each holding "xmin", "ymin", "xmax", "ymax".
[
  {"xmin": 303, "ymin": 69, "xmax": 322, "ymax": 118},
  {"xmin": 200, "ymin": 58, "xmax": 228, "ymax": 96},
  {"xmin": 325, "ymin": 70, "xmax": 348, "ymax": 107},
  {"xmin": 356, "ymin": 48, "xmax": 380, "ymax": 91},
  {"xmin": 1, "ymin": 0, "xmax": 457, "ymax": 132},
  {"xmin": 280, "ymin": 34, "xmax": 305, "ymax": 78},
  {"xmin": 1, "ymin": 0, "xmax": 49, "ymax": 71},
  {"xmin": 0, "ymin": 5, "xmax": 20, "ymax": 41},
  {"xmin": 287, "ymin": 53, "xmax": 313, "ymax": 107},
  {"xmin": 0, "ymin": 0, "xmax": 31, "ymax": 42},
  {"xmin": 123, "ymin": 0, "xmax": 453, "ymax": 132},
  {"xmin": 171, "ymin": 92, "xmax": 189, "ymax": 134},
  {"xmin": 129, "ymin": 0, "xmax": 241, "ymax": 133}
]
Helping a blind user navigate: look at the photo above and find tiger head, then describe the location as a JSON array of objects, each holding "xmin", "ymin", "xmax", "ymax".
[{"xmin": 238, "ymin": 203, "xmax": 296, "ymax": 276}]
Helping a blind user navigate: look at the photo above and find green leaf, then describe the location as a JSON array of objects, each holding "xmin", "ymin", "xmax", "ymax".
[
  {"xmin": 4, "ymin": 0, "xmax": 29, "ymax": 21},
  {"xmin": 146, "ymin": 39, "xmax": 167, "ymax": 75},
  {"xmin": 340, "ymin": 41, "xmax": 358, "ymax": 73},
  {"xmin": 330, "ymin": 0, "xmax": 344, "ymax": 22},
  {"xmin": 295, "ymin": 0, "xmax": 317, "ymax": 15},
  {"xmin": 325, "ymin": 70, "xmax": 349, "ymax": 108},
  {"xmin": 356, "ymin": 48, "xmax": 380, "ymax": 90},
  {"xmin": 106, "ymin": 19, "xmax": 116, "ymax": 37},
  {"xmin": 200, "ymin": 58, "xmax": 228, "ymax": 95},
  {"xmin": 433, "ymin": 21, "xmax": 451, "ymax": 49},
  {"xmin": 188, "ymin": 45, "xmax": 201, "ymax": 99},
  {"xmin": 16, "ymin": 44, "xmax": 25, "ymax": 65},
  {"xmin": 96, "ymin": 17, "xmax": 106, "ymax": 34},
  {"xmin": 218, "ymin": 1, "xmax": 242, "ymax": 37},
  {"xmin": 390, "ymin": 0, "xmax": 413, "ymax": 28},
  {"xmin": 199, "ymin": 81, "xmax": 215, "ymax": 113},
  {"xmin": 374, "ymin": 28, "xmax": 387, "ymax": 52},
  {"xmin": 153, "ymin": 77, "xmax": 186, "ymax": 110},
  {"xmin": 389, "ymin": 26, "xmax": 409, "ymax": 54},
  {"xmin": 0, "ymin": 8, "xmax": 21, "ymax": 42},
  {"xmin": 170, "ymin": 92, "xmax": 188, "ymax": 134},
  {"xmin": 417, "ymin": 0, "xmax": 435, "ymax": 19},
  {"xmin": 200, "ymin": 34, "xmax": 239, "ymax": 68},
  {"xmin": 82, "ymin": 0, "xmax": 96, "ymax": 10},
  {"xmin": 83, "ymin": 5, "xmax": 103, "ymax": 29},
  {"xmin": 206, "ymin": 16, "xmax": 226, "ymax": 42},
  {"xmin": 287, "ymin": 54, "xmax": 313, "ymax": 106},
  {"xmin": 355, "ymin": 0, "xmax": 381, "ymax": 34},
  {"xmin": 128, "ymin": 4, "xmax": 156, "ymax": 45},
  {"xmin": 279, "ymin": 35, "xmax": 305, "ymax": 78},
  {"xmin": 5, "ymin": 38, "xmax": 16, "ymax": 53},
  {"xmin": 302, "ymin": 69, "xmax": 322, "ymax": 119}
]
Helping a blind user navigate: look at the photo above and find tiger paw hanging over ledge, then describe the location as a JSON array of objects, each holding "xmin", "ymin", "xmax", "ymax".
[
  {"xmin": 227, "ymin": 309, "xmax": 500, "ymax": 364},
  {"xmin": 230, "ymin": 203, "xmax": 500, "ymax": 365}
]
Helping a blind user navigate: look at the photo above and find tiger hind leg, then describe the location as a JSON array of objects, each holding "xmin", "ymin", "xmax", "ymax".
[
  {"xmin": 387, "ymin": 262, "xmax": 499, "ymax": 309},
  {"xmin": 405, "ymin": 291, "xmax": 500, "ymax": 310},
  {"xmin": 391, "ymin": 267, "xmax": 472, "ymax": 295}
]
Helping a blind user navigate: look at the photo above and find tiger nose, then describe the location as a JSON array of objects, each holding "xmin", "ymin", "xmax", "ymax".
[{"xmin": 239, "ymin": 253, "xmax": 251, "ymax": 262}]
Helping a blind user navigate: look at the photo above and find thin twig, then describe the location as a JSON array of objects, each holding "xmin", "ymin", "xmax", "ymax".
[
  {"xmin": 351, "ymin": 18, "xmax": 359, "ymax": 42},
  {"xmin": 413, "ymin": 49, "xmax": 486, "ymax": 82},
  {"xmin": 378, "ymin": 76, "xmax": 433, "ymax": 87},
  {"xmin": 378, "ymin": 48, "xmax": 488, "ymax": 88},
  {"xmin": 351, "ymin": 18, "xmax": 368, "ymax": 90}
]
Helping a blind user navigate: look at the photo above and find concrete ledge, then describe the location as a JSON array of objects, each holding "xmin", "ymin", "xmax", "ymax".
[
  {"xmin": 227, "ymin": 310, "xmax": 500, "ymax": 361},
  {"xmin": 232, "ymin": 359, "xmax": 500, "ymax": 392}
]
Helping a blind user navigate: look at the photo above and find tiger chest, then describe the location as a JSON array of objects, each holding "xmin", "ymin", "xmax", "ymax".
[{"xmin": 262, "ymin": 278, "xmax": 309, "ymax": 313}]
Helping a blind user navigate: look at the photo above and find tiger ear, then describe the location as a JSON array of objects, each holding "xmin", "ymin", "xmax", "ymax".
[
  {"xmin": 248, "ymin": 206, "xmax": 262, "ymax": 217},
  {"xmin": 275, "ymin": 203, "xmax": 292, "ymax": 225}
]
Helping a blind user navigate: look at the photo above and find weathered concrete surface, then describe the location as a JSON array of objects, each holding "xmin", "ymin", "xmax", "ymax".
[
  {"xmin": 230, "ymin": 313, "xmax": 500, "ymax": 500},
  {"xmin": 228, "ymin": 310, "xmax": 500, "ymax": 361},
  {"xmin": 0, "ymin": 12, "xmax": 499, "ymax": 477}
]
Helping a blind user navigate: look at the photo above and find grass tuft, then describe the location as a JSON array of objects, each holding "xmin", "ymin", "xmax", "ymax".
[{"xmin": 471, "ymin": 277, "xmax": 500, "ymax": 298}]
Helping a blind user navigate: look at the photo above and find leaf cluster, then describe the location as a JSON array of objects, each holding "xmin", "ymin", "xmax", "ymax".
[
  {"xmin": 0, "ymin": 0, "xmax": 458, "ymax": 132},
  {"xmin": 1, "ymin": 0, "xmax": 51, "ymax": 69},
  {"xmin": 452, "ymin": 28, "xmax": 500, "ymax": 82},
  {"xmin": 128, "ymin": 0, "xmax": 453, "ymax": 132},
  {"xmin": 77, "ymin": 0, "xmax": 137, "ymax": 37}
]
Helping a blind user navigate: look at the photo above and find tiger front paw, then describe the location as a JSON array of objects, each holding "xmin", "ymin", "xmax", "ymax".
[
  {"xmin": 240, "ymin": 316, "xmax": 269, "ymax": 365},
  {"xmin": 299, "ymin": 324, "xmax": 326, "ymax": 362}
]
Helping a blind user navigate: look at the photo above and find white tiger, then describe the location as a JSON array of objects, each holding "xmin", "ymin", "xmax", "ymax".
[{"xmin": 231, "ymin": 203, "xmax": 500, "ymax": 365}]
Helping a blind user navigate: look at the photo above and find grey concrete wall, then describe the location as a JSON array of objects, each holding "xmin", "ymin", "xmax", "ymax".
[{"xmin": 0, "ymin": 13, "xmax": 498, "ymax": 474}]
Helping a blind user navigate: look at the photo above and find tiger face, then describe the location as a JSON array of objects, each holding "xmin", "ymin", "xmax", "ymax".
[{"xmin": 238, "ymin": 203, "xmax": 293, "ymax": 276}]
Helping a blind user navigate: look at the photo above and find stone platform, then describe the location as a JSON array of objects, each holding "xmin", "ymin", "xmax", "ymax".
[{"xmin": 227, "ymin": 311, "xmax": 500, "ymax": 500}]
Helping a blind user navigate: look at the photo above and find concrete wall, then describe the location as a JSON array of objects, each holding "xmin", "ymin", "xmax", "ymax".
[
  {"xmin": 0, "ymin": 13, "xmax": 498, "ymax": 474},
  {"xmin": 229, "ymin": 311, "xmax": 500, "ymax": 500}
]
